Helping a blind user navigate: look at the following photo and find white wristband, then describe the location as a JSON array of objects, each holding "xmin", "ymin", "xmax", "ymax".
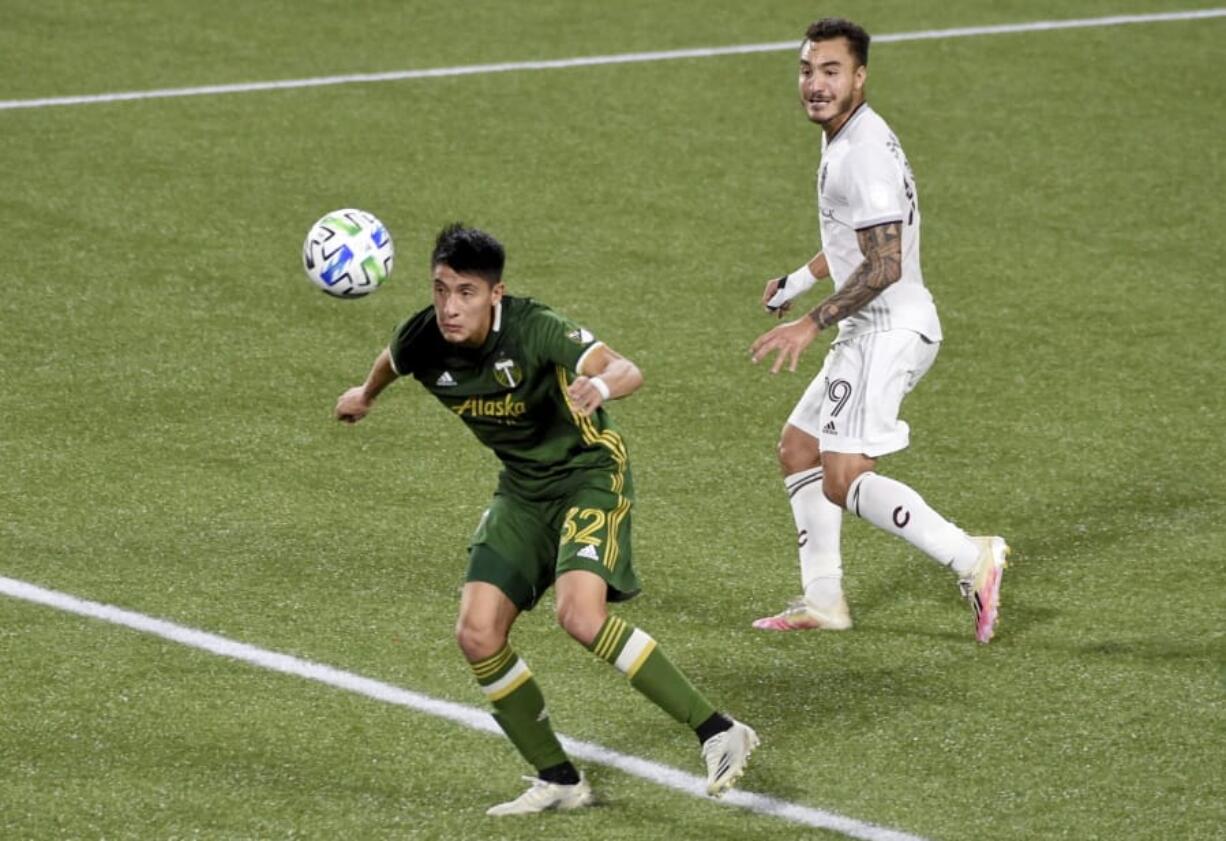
[
  {"xmin": 766, "ymin": 263, "xmax": 819, "ymax": 310},
  {"xmin": 590, "ymin": 376, "xmax": 611, "ymax": 401}
]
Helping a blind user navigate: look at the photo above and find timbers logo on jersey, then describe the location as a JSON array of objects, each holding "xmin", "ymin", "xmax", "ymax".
[{"xmin": 492, "ymin": 356, "xmax": 523, "ymax": 388}]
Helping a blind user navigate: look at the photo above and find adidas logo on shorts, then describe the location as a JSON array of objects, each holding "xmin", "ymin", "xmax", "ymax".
[
  {"xmin": 577, "ymin": 544, "xmax": 600, "ymax": 561},
  {"xmin": 822, "ymin": 421, "xmax": 837, "ymax": 435}
]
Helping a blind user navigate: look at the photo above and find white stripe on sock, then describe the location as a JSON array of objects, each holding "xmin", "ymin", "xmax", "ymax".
[{"xmin": 613, "ymin": 628, "xmax": 655, "ymax": 675}]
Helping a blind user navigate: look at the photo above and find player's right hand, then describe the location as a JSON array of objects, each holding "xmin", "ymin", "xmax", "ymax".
[
  {"xmin": 750, "ymin": 316, "xmax": 819, "ymax": 374},
  {"xmin": 762, "ymin": 276, "xmax": 790, "ymax": 318},
  {"xmin": 334, "ymin": 386, "xmax": 372, "ymax": 424}
]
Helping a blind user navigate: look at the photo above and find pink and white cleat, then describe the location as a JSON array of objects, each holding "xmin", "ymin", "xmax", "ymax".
[
  {"xmin": 752, "ymin": 596, "xmax": 852, "ymax": 631},
  {"xmin": 960, "ymin": 536, "xmax": 1010, "ymax": 643}
]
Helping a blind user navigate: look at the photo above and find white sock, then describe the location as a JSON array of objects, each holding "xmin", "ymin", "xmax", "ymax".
[
  {"xmin": 785, "ymin": 468, "xmax": 844, "ymax": 607},
  {"xmin": 846, "ymin": 471, "xmax": 978, "ymax": 575}
]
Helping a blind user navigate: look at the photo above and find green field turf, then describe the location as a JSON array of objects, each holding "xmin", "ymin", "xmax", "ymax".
[{"xmin": 2, "ymin": 2, "xmax": 1224, "ymax": 839}]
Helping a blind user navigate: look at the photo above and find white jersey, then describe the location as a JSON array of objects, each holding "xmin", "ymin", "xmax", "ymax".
[{"xmin": 818, "ymin": 104, "xmax": 942, "ymax": 342}]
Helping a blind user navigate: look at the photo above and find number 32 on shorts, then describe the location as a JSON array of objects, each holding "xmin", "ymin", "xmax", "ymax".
[{"xmin": 561, "ymin": 506, "xmax": 606, "ymax": 547}]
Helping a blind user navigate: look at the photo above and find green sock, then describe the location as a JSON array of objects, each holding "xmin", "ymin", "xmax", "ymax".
[
  {"xmin": 588, "ymin": 615, "xmax": 717, "ymax": 728},
  {"xmin": 470, "ymin": 645, "xmax": 568, "ymax": 772}
]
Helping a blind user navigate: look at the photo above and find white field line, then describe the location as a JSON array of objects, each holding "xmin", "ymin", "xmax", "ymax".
[
  {"xmin": 0, "ymin": 9, "xmax": 1223, "ymax": 112},
  {"xmin": 0, "ymin": 574, "xmax": 925, "ymax": 841}
]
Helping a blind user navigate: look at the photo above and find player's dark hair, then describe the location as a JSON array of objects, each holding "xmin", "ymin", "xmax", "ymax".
[
  {"xmin": 804, "ymin": 18, "xmax": 870, "ymax": 67},
  {"xmin": 431, "ymin": 222, "xmax": 505, "ymax": 284}
]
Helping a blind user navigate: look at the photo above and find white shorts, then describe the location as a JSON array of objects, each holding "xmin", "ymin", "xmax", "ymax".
[{"xmin": 787, "ymin": 329, "xmax": 939, "ymax": 458}]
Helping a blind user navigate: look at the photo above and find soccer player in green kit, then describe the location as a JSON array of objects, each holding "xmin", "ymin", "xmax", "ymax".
[{"xmin": 334, "ymin": 223, "xmax": 758, "ymax": 815}]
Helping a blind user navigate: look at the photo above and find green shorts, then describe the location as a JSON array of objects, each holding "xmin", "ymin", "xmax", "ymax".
[{"xmin": 467, "ymin": 469, "xmax": 641, "ymax": 611}]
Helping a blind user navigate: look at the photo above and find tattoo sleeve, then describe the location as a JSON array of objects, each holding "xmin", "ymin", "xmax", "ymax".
[{"xmin": 808, "ymin": 222, "xmax": 902, "ymax": 330}]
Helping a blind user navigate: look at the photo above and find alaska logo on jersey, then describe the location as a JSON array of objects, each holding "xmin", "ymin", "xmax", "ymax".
[
  {"xmin": 493, "ymin": 357, "xmax": 523, "ymax": 389},
  {"xmin": 452, "ymin": 394, "xmax": 527, "ymax": 419},
  {"xmin": 566, "ymin": 327, "xmax": 594, "ymax": 345}
]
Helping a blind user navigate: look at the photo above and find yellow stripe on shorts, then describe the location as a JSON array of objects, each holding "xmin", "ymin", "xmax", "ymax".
[{"xmin": 602, "ymin": 494, "xmax": 632, "ymax": 571}]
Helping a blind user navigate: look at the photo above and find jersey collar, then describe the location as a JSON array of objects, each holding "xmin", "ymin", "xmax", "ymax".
[
  {"xmin": 824, "ymin": 101, "xmax": 870, "ymax": 146},
  {"xmin": 470, "ymin": 299, "xmax": 505, "ymax": 357}
]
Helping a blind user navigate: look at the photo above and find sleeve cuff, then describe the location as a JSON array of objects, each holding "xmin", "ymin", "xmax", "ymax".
[{"xmin": 575, "ymin": 341, "xmax": 605, "ymax": 375}]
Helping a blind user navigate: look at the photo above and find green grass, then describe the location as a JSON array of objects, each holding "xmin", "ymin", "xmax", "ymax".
[{"xmin": 2, "ymin": 3, "xmax": 1224, "ymax": 839}]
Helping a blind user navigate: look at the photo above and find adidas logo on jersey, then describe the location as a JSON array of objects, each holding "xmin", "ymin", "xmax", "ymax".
[
  {"xmin": 436, "ymin": 371, "xmax": 457, "ymax": 387},
  {"xmin": 577, "ymin": 544, "xmax": 600, "ymax": 561},
  {"xmin": 822, "ymin": 421, "xmax": 837, "ymax": 435}
]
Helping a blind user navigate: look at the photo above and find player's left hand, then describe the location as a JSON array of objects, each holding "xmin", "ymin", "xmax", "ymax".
[
  {"xmin": 761, "ymin": 276, "xmax": 791, "ymax": 319},
  {"xmin": 750, "ymin": 317, "xmax": 820, "ymax": 374},
  {"xmin": 567, "ymin": 376, "xmax": 604, "ymax": 418},
  {"xmin": 335, "ymin": 386, "xmax": 373, "ymax": 423}
]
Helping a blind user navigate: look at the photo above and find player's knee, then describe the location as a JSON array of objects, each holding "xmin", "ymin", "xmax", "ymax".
[
  {"xmin": 777, "ymin": 437, "xmax": 821, "ymax": 475},
  {"xmin": 455, "ymin": 616, "xmax": 505, "ymax": 661},
  {"xmin": 555, "ymin": 598, "xmax": 606, "ymax": 647}
]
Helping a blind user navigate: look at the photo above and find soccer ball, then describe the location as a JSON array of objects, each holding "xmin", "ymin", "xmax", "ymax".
[{"xmin": 302, "ymin": 208, "xmax": 394, "ymax": 298}]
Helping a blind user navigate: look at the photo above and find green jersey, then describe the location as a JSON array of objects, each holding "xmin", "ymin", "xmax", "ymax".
[{"xmin": 388, "ymin": 295, "xmax": 629, "ymax": 501}]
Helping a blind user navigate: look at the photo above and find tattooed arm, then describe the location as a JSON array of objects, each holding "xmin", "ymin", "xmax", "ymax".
[
  {"xmin": 809, "ymin": 221, "xmax": 902, "ymax": 330},
  {"xmin": 749, "ymin": 220, "xmax": 903, "ymax": 374}
]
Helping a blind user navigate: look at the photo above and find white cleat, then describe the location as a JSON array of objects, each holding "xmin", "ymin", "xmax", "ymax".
[
  {"xmin": 701, "ymin": 719, "xmax": 760, "ymax": 797},
  {"xmin": 485, "ymin": 774, "xmax": 594, "ymax": 816},
  {"xmin": 752, "ymin": 596, "xmax": 852, "ymax": 631},
  {"xmin": 960, "ymin": 536, "xmax": 1010, "ymax": 644}
]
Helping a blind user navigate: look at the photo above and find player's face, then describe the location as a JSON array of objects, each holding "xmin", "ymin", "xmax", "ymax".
[
  {"xmin": 798, "ymin": 38, "xmax": 866, "ymax": 133},
  {"xmin": 432, "ymin": 264, "xmax": 504, "ymax": 346}
]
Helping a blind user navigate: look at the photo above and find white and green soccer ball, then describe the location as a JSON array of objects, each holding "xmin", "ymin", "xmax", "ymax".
[{"xmin": 302, "ymin": 208, "xmax": 394, "ymax": 298}]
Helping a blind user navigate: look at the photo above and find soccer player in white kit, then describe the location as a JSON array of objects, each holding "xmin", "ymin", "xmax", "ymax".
[{"xmin": 749, "ymin": 18, "xmax": 1009, "ymax": 643}]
